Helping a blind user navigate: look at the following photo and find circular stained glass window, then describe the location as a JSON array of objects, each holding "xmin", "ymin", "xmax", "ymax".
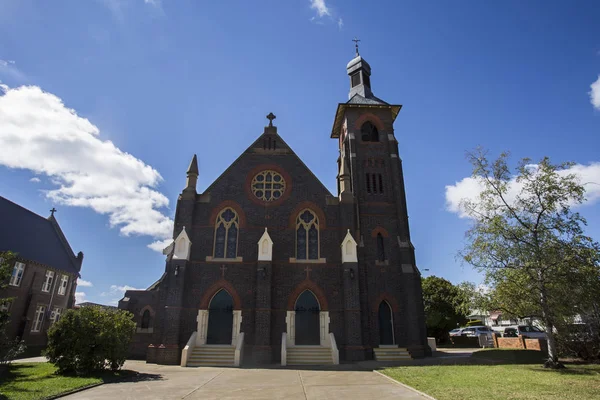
[{"xmin": 251, "ymin": 170, "xmax": 286, "ymax": 201}]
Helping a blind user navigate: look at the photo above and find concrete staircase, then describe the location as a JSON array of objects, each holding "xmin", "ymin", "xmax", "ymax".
[
  {"xmin": 187, "ymin": 345, "xmax": 235, "ymax": 367},
  {"xmin": 286, "ymin": 346, "xmax": 333, "ymax": 366},
  {"xmin": 373, "ymin": 347, "xmax": 412, "ymax": 361}
]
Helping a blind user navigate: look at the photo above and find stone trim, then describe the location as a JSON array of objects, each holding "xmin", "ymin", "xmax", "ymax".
[
  {"xmin": 198, "ymin": 279, "xmax": 242, "ymax": 310},
  {"xmin": 372, "ymin": 293, "xmax": 400, "ymax": 313},
  {"xmin": 208, "ymin": 200, "xmax": 247, "ymax": 228},
  {"xmin": 371, "ymin": 227, "xmax": 390, "ymax": 238},
  {"xmin": 287, "ymin": 201, "xmax": 327, "ymax": 229},
  {"xmin": 287, "ymin": 280, "xmax": 329, "ymax": 311},
  {"xmin": 353, "ymin": 112, "xmax": 385, "ymax": 132}
]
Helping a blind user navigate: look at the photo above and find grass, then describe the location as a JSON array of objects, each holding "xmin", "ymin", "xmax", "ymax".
[
  {"xmin": 0, "ymin": 363, "xmax": 130, "ymax": 400},
  {"xmin": 382, "ymin": 350, "xmax": 600, "ymax": 400}
]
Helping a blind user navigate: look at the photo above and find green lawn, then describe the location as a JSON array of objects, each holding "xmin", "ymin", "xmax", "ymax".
[
  {"xmin": 0, "ymin": 363, "xmax": 128, "ymax": 400},
  {"xmin": 383, "ymin": 350, "xmax": 600, "ymax": 400}
]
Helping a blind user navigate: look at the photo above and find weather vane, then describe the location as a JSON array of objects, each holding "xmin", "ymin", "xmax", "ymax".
[{"xmin": 352, "ymin": 37, "xmax": 361, "ymax": 56}]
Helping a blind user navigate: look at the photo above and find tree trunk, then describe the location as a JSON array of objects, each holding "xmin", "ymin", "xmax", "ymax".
[{"xmin": 539, "ymin": 284, "xmax": 564, "ymax": 369}]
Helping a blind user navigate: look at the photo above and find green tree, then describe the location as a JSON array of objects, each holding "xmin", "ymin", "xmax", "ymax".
[
  {"xmin": 44, "ymin": 306, "xmax": 136, "ymax": 374},
  {"xmin": 422, "ymin": 276, "xmax": 469, "ymax": 342},
  {"xmin": 0, "ymin": 251, "xmax": 26, "ymax": 364},
  {"xmin": 459, "ymin": 149, "xmax": 600, "ymax": 368}
]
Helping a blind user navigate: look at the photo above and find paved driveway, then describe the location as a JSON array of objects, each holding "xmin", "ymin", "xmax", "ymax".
[{"xmin": 60, "ymin": 361, "xmax": 428, "ymax": 400}]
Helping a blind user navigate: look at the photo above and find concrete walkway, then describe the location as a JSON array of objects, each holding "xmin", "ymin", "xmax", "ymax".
[{"xmin": 60, "ymin": 361, "xmax": 429, "ymax": 400}]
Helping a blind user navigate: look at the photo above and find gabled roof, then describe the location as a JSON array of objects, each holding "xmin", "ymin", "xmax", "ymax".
[
  {"xmin": 0, "ymin": 196, "xmax": 82, "ymax": 275},
  {"xmin": 202, "ymin": 126, "xmax": 334, "ymax": 197}
]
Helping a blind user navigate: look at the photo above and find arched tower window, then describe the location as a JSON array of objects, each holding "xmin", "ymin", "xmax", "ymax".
[
  {"xmin": 296, "ymin": 209, "xmax": 319, "ymax": 260},
  {"xmin": 213, "ymin": 208, "xmax": 239, "ymax": 259},
  {"xmin": 377, "ymin": 233, "xmax": 385, "ymax": 262},
  {"xmin": 361, "ymin": 121, "xmax": 379, "ymax": 142},
  {"xmin": 141, "ymin": 310, "xmax": 151, "ymax": 329}
]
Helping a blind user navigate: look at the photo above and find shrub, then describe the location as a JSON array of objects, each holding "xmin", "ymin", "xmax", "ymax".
[{"xmin": 44, "ymin": 306, "xmax": 136, "ymax": 374}]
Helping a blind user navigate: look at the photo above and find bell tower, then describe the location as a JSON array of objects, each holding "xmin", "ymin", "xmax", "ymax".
[{"xmin": 331, "ymin": 43, "xmax": 429, "ymax": 357}]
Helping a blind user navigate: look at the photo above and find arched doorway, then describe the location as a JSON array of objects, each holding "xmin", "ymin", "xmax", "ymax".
[
  {"xmin": 378, "ymin": 301, "xmax": 395, "ymax": 345},
  {"xmin": 207, "ymin": 289, "xmax": 233, "ymax": 344},
  {"xmin": 295, "ymin": 290, "xmax": 320, "ymax": 345}
]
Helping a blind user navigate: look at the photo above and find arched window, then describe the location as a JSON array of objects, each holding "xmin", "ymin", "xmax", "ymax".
[
  {"xmin": 296, "ymin": 209, "xmax": 319, "ymax": 260},
  {"xmin": 361, "ymin": 121, "xmax": 379, "ymax": 142},
  {"xmin": 141, "ymin": 310, "xmax": 151, "ymax": 329},
  {"xmin": 377, "ymin": 233, "xmax": 385, "ymax": 262},
  {"xmin": 214, "ymin": 208, "xmax": 239, "ymax": 259}
]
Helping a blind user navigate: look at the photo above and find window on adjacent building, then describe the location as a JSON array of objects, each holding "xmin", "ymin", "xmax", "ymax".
[
  {"xmin": 141, "ymin": 310, "xmax": 151, "ymax": 329},
  {"xmin": 213, "ymin": 208, "xmax": 239, "ymax": 259},
  {"xmin": 9, "ymin": 262, "xmax": 25, "ymax": 287},
  {"xmin": 377, "ymin": 233, "xmax": 386, "ymax": 262},
  {"xmin": 32, "ymin": 305, "xmax": 45, "ymax": 332},
  {"xmin": 58, "ymin": 275, "xmax": 69, "ymax": 295},
  {"xmin": 42, "ymin": 270, "xmax": 55, "ymax": 292},
  {"xmin": 50, "ymin": 307, "xmax": 62, "ymax": 324},
  {"xmin": 296, "ymin": 209, "xmax": 319, "ymax": 260}
]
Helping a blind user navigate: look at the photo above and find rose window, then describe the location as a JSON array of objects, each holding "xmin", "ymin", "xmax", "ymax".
[{"xmin": 251, "ymin": 170, "xmax": 286, "ymax": 201}]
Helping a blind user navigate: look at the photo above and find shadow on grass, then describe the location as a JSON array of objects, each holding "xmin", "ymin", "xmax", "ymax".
[{"xmin": 470, "ymin": 349, "xmax": 547, "ymax": 365}]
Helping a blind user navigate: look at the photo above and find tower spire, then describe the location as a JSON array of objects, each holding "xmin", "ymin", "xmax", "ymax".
[
  {"xmin": 184, "ymin": 154, "xmax": 198, "ymax": 193},
  {"xmin": 346, "ymin": 39, "xmax": 373, "ymax": 99}
]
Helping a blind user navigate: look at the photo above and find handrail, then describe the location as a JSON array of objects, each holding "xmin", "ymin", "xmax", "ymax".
[
  {"xmin": 329, "ymin": 332, "xmax": 339, "ymax": 365},
  {"xmin": 281, "ymin": 332, "xmax": 287, "ymax": 366},
  {"xmin": 234, "ymin": 332, "xmax": 245, "ymax": 367},
  {"xmin": 181, "ymin": 331, "xmax": 197, "ymax": 367}
]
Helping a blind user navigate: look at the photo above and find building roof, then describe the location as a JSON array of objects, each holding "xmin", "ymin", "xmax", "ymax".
[{"xmin": 0, "ymin": 196, "xmax": 82, "ymax": 275}]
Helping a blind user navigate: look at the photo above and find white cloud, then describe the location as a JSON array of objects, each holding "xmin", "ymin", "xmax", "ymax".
[
  {"xmin": 75, "ymin": 291, "xmax": 87, "ymax": 304},
  {"xmin": 590, "ymin": 75, "xmax": 600, "ymax": 110},
  {"xmin": 29, "ymin": 177, "xmax": 40, "ymax": 183},
  {"xmin": 101, "ymin": 284, "xmax": 142, "ymax": 297},
  {"xmin": 445, "ymin": 162, "xmax": 600, "ymax": 218},
  {"xmin": 148, "ymin": 237, "xmax": 173, "ymax": 253},
  {"xmin": 337, "ymin": 17, "xmax": 343, "ymax": 30},
  {"xmin": 309, "ymin": 0, "xmax": 331, "ymax": 17},
  {"xmin": 77, "ymin": 279, "xmax": 94, "ymax": 287},
  {"xmin": 0, "ymin": 84, "xmax": 173, "ymax": 250}
]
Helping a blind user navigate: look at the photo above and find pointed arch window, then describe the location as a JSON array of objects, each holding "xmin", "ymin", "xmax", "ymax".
[
  {"xmin": 377, "ymin": 233, "xmax": 385, "ymax": 262},
  {"xmin": 141, "ymin": 310, "xmax": 151, "ymax": 329},
  {"xmin": 361, "ymin": 121, "xmax": 379, "ymax": 142},
  {"xmin": 213, "ymin": 208, "xmax": 239, "ymax": 259},
  {"xmin": 296, "ymin": 209, "xmax": 319, "ymax": 260}
]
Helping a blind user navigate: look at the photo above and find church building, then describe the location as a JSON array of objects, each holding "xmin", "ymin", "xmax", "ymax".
[{"xmin": 119, "ymin": 49, "xmax": 429, "ymax": 366}]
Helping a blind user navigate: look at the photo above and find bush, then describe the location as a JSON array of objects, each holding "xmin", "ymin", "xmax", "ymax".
[{"xmin": 44, "ymin": 306, "xmax": 136, "ymax": 374}]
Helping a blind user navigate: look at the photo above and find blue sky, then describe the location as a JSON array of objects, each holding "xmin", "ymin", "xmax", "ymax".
[{"xmin": 1, "ymin": 0, "xmax": 599, "ymax": 304}]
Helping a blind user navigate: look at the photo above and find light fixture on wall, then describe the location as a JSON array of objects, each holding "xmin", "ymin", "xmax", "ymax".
[{"xmin": 174, "ymin": 265, "xmax": 180, "ymax": 276}]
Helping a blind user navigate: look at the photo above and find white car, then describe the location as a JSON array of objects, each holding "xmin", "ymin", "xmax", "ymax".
[
  {"xmin": 503, "ymin": 325, "xmax": 547, "ymax": 339},
  {"xmin": 449, "ymin": 328, "xmax": 464, "ymax": 337}
]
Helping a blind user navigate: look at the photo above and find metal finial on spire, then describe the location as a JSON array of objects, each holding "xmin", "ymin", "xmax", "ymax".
[
  {"xmin": 50, "ymin": 207, "xmax": 57, "ymax": 217},
  {"xmin": 352, "ymin": 37, "xmax": 361, "ymax": 56},
  {"xmin": 266, "ymin": 112, "xmax": 276, "ymax": 127}
]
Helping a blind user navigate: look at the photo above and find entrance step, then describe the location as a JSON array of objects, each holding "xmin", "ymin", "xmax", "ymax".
[
  {"xmin": 287, "ymin": 346, "xmax": 333, "ymax": 366},
  {"xmin": 373, "ymin": 347, "xmax": 412, "ymax": 361},
  {"xmin": 187, "ymin": 345, "xmax": 235, "ymax": 367}
]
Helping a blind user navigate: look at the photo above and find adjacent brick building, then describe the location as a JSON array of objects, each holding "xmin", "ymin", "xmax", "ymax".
[
  {"xmin": 0, "ymin": 196, "xmax": 83, "ymax": 350},
  {"xmin": 119, "ymin": 51, "xmax": 430, "ymax": 365}
]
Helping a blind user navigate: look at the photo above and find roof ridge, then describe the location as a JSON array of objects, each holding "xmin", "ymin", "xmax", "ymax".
[{"xmin": 47, "ymin": 215, "xmax": 80, "ymax": 270}]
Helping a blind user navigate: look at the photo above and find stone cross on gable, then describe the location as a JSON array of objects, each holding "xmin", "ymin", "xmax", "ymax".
[
  {"xmin": 304, "ymin": 266, "xmax": 312, "ymax": 280},
  {"xmin": 50, "ymin": 208, "xmax": 57, "ymax": 217},
  {"xmin": 266, "ymin": 112, "xmax": 276, "ymax": 127}
]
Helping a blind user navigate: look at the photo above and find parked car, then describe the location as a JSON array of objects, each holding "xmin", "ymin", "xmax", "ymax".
[
  {"xmin": 461, "ymin": 326, "xmax": 494, "ymax": 338},
  {"xmin": 502, "ymin": 325, "xmax": 547, "ymax": 338},
  {"xmin": 449, "ymin": 328, "xmax": 464, "ymax": 337}
]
